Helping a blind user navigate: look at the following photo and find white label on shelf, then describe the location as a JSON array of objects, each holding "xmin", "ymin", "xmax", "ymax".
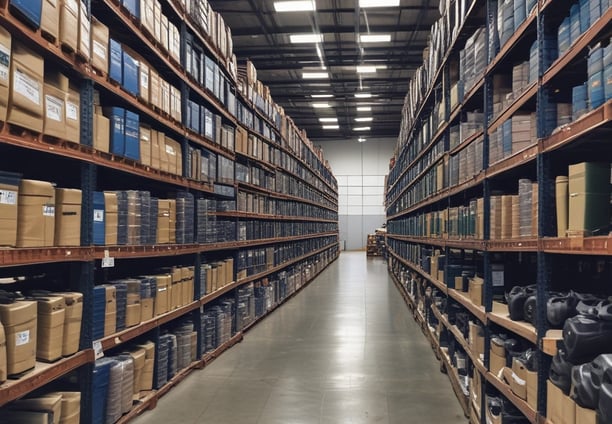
[
  {"xmin": 14, "ymin": 70, "xmax": 40, "ymax": 106},
  {"xmin": 0, "ymin": 42, "xmax": 10, "ymax": 83},
  {"xmin": 0, "ymin": 190, "xmax": 17, "ymax": 205},
  {"xmin": 165, "ymin": 144, "xmax": 175, "ymax": 155},
  {"xmin": 66, "ymin": 102, "xmax": 78, "ymax": 121},
  {"xmin": 45, "ymin": 95, "xmax": 63, "ymax": 122},
  {"xmin": 43, "ymin": 205, "xmax": 55, "ymax": 217},
  {"xmin": 101, "ymin": 257, "xmax": 115, "ymax": 268},
  {"xmin": 93, "ymin": 40, "xmax": 107, "ymax": 61},
  {"xmin": 93, "ymin": 340, "xmax": 104, "ymax": 359},
  {"xmin": 65, "ymin": 0, "xmax": 78, "ymax": 15},
  {"xmin": 93, "ymin": 209, "xmax": 104, "ymax": 222},
  {"xmin": 15, "ymin": 330, "xmax": 29, "ymax": 346}
]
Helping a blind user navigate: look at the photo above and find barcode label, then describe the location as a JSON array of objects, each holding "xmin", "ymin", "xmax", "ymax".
[
  {"xmin": 45, "ymin": 95, "xmax": 63, "ymax": 122},
  {"xmin": 0, "ymin": 190, "xmax": 17, "ymax": 205},
  {"xmin": 14, "ymin": 70, "xmax": 41, "ymax": 106}
]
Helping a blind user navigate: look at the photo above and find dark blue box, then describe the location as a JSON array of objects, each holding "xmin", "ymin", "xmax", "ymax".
[
  {"xmin": 590, "ymin": 0, "xmax": 602, "ymax": 25},
  {"xmin": 605, "ymin": 44, "xmax": 612, "ymax": 101},
  {"xmin": 580, "ymin": 0, "xmax": 590, "ymax": 33},
  {"xmin": 558, "ymin": 17, "xmax": 571, "ymax": 55},
  {"xmin": 109, "ymin": 39, "xmax": 123, "ymax": 85},
  {"xmin": 92, "ymin": 286, "xmax": 107, "ymax": 340},
  {"xmin": 122, "ymin": 50, "xmax": 139, "ymax": 96},
  {"xmin": 514, "ymin": 0, "xmax": 526, "ymax": 30},
  {"xmin": 570, "ymin": 4, "xmax": 581, "ymax": 44},
  {"xmin": 124, "ymin": 110, "xmax": 140, "ymax": 160},
  {"xmin": 188, "ymin": 100, "xmax": 200, "ymax": 133},
  {"xmin": 105, "ymin": 107, "xmax": 126, "ymax": 156},
  {"xmin": 588, "ymin": 71, "xmax": 604, "ymax": 109},
  {"xmin": 10, "ymin": 0, "xmax": 41, "ymax": 28},
  {"xmin": 205, "ymin": 56, "xmax": 215, "ymax": 93},
  {"xmin": 92, "ymin": 358, "xmax": 114, "ymax": 424},
  {"xmin": 93, "ymin": 191, "xmax": 106, "ymax": 245},
  {"xmin": 588, "ymin": 45, "xmax": 604, "ymax": 75},
  {"xmin": 122, "ymin": 0, "xmax": 139, "ymax": 18},
  {"xmin": 573, "ymin": 83, "xmax": 589, "ymax": 119}
]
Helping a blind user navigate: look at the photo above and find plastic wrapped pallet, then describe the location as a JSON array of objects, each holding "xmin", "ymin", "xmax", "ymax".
[
  {"xmin": 117, "ymin": 355, "xmax": 134, "ymax": 414},
  {"xmin": 155, "ymin": 335, "xmax": 169, "ymax": 389},
  {"xmin": 518, "ymin": 179, "xmax": 533, "ymax": 237},
  {"xmin": 167, "ymin": 334, "xmax": 177, "ymax": 380},
  {"xmin": 93, "ymin": 358, "xmax": 114, "ymax": 424},
  {"xmin": 106, "ymin": 359, "xmax": 123, "ymax": 423}
]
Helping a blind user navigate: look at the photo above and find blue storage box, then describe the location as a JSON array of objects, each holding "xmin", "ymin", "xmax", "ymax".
[
  {"xmin": 122, "ymin": 0, "xmax": 139, "ymax": 18},
  {"xmin": 188, "ymin": 100, "xmax": 200, "ymax": 133},
  {"xmin": 112, "ymin": 281, "xmax": 127, "ymax": 331},
  {"xmin": 92, "ymin": 285, "xmax": 107, "ymax": 340},
  {"xmin": 10, "ymin": 0, "xmax": 42, "ymax": 28},
  {"xmin": 558, "ymin": 17, "xmax": 571, "ymax": 55},
  {"xmin": 92, "ymin": 358, "xmax": 114, "ymax": 424},
  {"xmin": 105, "ymin": 107, "xmax": 126, "ymax": 156},
  {"xmin": 109, "ymin": 39, "xmax": 123, "ymax": 85},
  {"xmin": 93, "ymin": 191, "xmax": 106, "ymax": 245},
  {"xmin": 605, "ymin": 44, "xmax": 612, "ymax": 101},
  {"xmin": 116, "ymin": 191, "xmax": 128, "ymax": 245},
  {"xmin": 514, "ymin": 0, "xmax": 526, "ymax": 30},
  {"xmin": 122, "ymin": 50, "xmax": 139, "ymax": 96},
  {"xmin": 124, "ymin": 110, "xmax": 140, "ymax": 160},
  {"xmin": 588, "ymin": 45, "xmax": 604, "ymax": 75},
  {"xmin": 526, "ymin": 0, "xmax": 537, "ymax": 13},
  {"xmin": 205, "ymin": 56, "xmax": 215, "ymax": 92},
  {"xmin": 590, "ymin": 0, "xmax": 602, "ymax": 25},
  {"xmin": 570, "ymin": 4, "xmax": 581, "ymax": 44},
  {"xmin": 573, "ymin": 83, "xmax": 589, "ymax": 119},
  {"xmin": 580, "ymin": 0, "xmax": 590, "ymax": 33},
  {"xmin": 588, "ymin": 71, "xmax": 604, "ymax": 109}
]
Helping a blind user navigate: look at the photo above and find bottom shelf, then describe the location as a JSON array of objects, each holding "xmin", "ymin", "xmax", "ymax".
[{"xmin": 439, "ymin": 347, "xmax": 470, "ymax": 418}]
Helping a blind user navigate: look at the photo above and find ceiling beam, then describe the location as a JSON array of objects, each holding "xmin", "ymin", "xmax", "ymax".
[{"xmin": 231, "ymin": 24, "xmax": 430, "ymax": 37}]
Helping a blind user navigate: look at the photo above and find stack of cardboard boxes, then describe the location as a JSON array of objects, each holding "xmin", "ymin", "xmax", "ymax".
[{"xmin": 202, "ymin": 259, "xmax": 235, "ymax": 295}]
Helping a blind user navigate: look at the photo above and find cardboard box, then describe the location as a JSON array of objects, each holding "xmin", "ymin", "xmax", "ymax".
[
  {"xmin": 168, "ymin": 199, "xmax": 176, "ymax": 243},
  {"xmin": 8, "ymin": 41, "xmax": 44, "ymax": 133},
  {"xmin": 548, "ymin": 380, "xmax": 564, "ymax": 424},
  {"xmin": 0, "ymin": 322, "xmax": 6, "ymax": 382},
  {"xmin": 59, "ymin": 0, "xmax": 79, "ymax": 52},
  {"xmin": 160, "ymin": 79, "xmax": 170, "ymax": 115},
  {"xmin": 35, "ymin": 296, "xmax": 66, "ymax": 362},
  {"xmin": 41, "ymin": 0, "xmax": 59, "ymax": 42},
  {"xmin": 103, "ymin": 285, "xmax": 116, "ymax": 337},
  {"xmin": 139, "ymin": 125, "xmax": 152, "ymax": 166},
  {"xmin": 0, "ymin": 301, "xmax": 37, "ymax": 375},
  {"xmin": 129, "ymin": 348, "xmax": 146, "ymax": 394},
  {"xmin": 469, "ymin": 321, "xmax": 484, "ymax": 359},
  {"xmin": 0, "ymin": 172, "xmax": 20, "ymax": 247},
  {"xmin": 526, "ymin": 369, "xmax": 538, "ymax": 412},
  {"xmin": 140, "ymin": 358, "xmax": 154, "ymax": 391},
  {"xmin": 154, "ymin": 274, "xmax": 170, "ymax": 316},
  {"xmin": 138, "ymin": 59, "xmax": 150, "ymax": 103},
  {"xmin": 126, "ymin": 303, "xmax": 140, "ymax": 328},
  {"xmin": 568, "ymin": 162, "xmax": 611, "ymax": 235},
  {"xmin": 490, "ymin": 350, "xmax": 505, "ymax": 377},
  {"xmin": 9, "ymin": 394, "xmax": 62, "ymax": 422},
  {"xmin": 104, "ymin": 192, "xmax": 118, "ymax": 245},
  {"xmin": 469, "ymin": 277, "xmax": 483, "ymax": 306},
  {"xmin": 575, "ymin": 404, "xmax": 597, "ymax": 424},
  {"xmin": 171, "ymin": 279, "xmax": 181, "ymax": 309},
  {"xmin": 157, "ymin": 199, "xmax": 170, "ymax": 244},
  {"xmin": 65, "ymin": 85, "xmax": 80, "ymax": 143},
  {"xmin": 140, "ymin": 298, "xmax": 153, "ymax": 322},
  {"xmin": 508, "ymin": 361, "xmax": 527, "ymax": 400},
  {"xmin": 149, "ymin": 69, "xmax": 160, "ymax": 110},
  {"xmin": 93, "ymin": 109, "xmax": 110, "ymax": 152},
  {"xmin": 55, "ymin": 292, "xmax": 82, "ymax": 356},
  {"xmin": 43, "ymin": 76, "xmax": 66, "ymax": 140},
  {"xmin": 17, "ymin": 179, "xmax": 55, "ymax": 248},
  {"xmin": 0, "ymin": 26, "xmax": 11, "ymax": 123},
  {"xmin": 78, "ymin": 1, "xmax": 90, "ymax": 60},
  {"xmin": 150, "ymin": 130, "xmax": 161, "ymax": 170},
  {"xmin": 90, "ymin": 18, "xmax": 108, "ymax": 73},
  {"xmin": 46, "ymin": 392, "xmax": 80, "ymax": 424},
  {"xmin": 140, "ymin": 0, "xmax": 154, "ymax": 36},
  {"xmin": 54, "ymin": 188, "xmax": 81, "ymax": 246}
]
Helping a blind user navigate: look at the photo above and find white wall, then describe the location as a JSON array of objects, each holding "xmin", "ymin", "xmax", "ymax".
[{"xmin": 317, "ymin": 138, "xmax": 395, "ymax": 250}]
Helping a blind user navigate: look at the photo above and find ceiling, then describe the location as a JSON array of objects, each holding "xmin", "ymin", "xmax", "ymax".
[{"xmin": 208, "ymin": 0, "xmax": 440, "ymax": 141}]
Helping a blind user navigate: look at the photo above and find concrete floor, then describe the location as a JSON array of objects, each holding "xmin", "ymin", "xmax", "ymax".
[{"xmin": 132, "ymin": 252, "xmax": 466, "ymax": 424}]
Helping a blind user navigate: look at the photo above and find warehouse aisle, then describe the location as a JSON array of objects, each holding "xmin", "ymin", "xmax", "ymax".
[{"xmin": 132, "ymin": 252, "xmax": 465, "ymax": 424}]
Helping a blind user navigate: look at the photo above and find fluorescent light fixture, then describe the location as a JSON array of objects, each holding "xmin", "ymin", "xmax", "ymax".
[
  {"xmin": 311, "ymin": 94, "xmax": 333, "ymax": 98},
  {"xmin": 357, "ymin": 106, "xmax": 372, "ymax": 112},
  {"xmin": 360, "ymin": 0, "xmax": 400, "ymax": 7},
  {"xmin": 355, "ymin": 117, "xmax": 373, "ymax": 122},
  {"xmin": 356, "ymin": 65, "xmax": 377, "ymax": 73},
  {"xmin": 290, "ymin": 33, "xmax": 323, "ymax": 43},
  {"xmin": 355, "ymin": 93, "xmax": 372, "ymax": 98},
  {"xmin": 354, "ymin": 126, "xmax": 371, "ymax": 131},
  {"xmin": 312, "ymin": 103, "xmax": 331, "ymax": 108},
  {"xmin": 358, "ymin": 137, "xmax": 366, "ymax": 142},
  {"xmin": 274, "ymin": 1, "xmax": 316, "ymax": 12},
  {"xmin": 360, "ymin": 34, "xmax": 391, "ymax": 43},
  {"xmin": 319, "ymin": 117, "xmax": 338, "ymax": 123},
  {"xmin": 302, "ymin": 72, "xmax": 329, "ymax": 79},
  {"xmin": 322, "ymin": 125, "xmax": 339, "ymax": 129}
]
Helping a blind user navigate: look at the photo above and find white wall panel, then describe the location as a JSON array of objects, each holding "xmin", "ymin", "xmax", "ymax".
[
  {"xmin": 363, "ymin": 186, "xmax": 384, "ymax": 195},
  {"xmin": 347, "ymin": 186, "xmax": 363, "ymax": 196}
]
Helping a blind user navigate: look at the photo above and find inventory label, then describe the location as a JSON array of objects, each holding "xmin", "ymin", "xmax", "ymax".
[
  {"xmin": 0, "ymin": 190, "xmax": 16, "ymax": 205},
  {"xmin": 45, "ymin": 95, "xmax": 63, "ymax": 122},
  {"xmin": 43, "ymin": 205, "xmax": 55, "ymax": 217},
  {"xmin": 14, "ymin": 70, "xmax": 41, "ymax": 106},
  {"xmin": 66, "ymin": 102, "xmax": 79, "ymax": 121},
  {"xmin": 0, "ymin": 42, "xmax": 10, "ymax": 82},
  {"xmin": 93, "ymin": 209, "xmax": 104, "ymax": 222},
  {"xmin": 15, "ymin": 330, "xmax": 29, "ymax": 346},
  {"xmin": 93, "ymin": 40, "xmax": 107, "ymax": 61}
]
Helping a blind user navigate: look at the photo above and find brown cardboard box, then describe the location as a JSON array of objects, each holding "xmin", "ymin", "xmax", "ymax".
[
  {"xmin": 160, "ymin": 14, "xmax": 169, "ymax": 52},
  {"xmin": 47, "ymin": 392, "xmax": 80, "ymax": 424},
  {"xmin": 93, "ymin": 108, "xmax": 110, "ymax": 152},
  {"xmin": 149, "ymin": 69, "xmax": 160, "ymax": 110},
  {"xmin": 141, "ymin": 358, "xmax": 154, "ymax": 391},
  {"xmin": 104, "ymin": 192, "xmax": 118, "ymax": 245},
  {"xmin": 140, "ymin": 298, "xmax": 154, "ymax": 322},
  {"xmin": 138, "ymin": 340, "xmax": 155, "ymax": 359},
  {"xmin": 65, "ymin": 85, "xmax": 80, "ymax": 143},
  {"xmin": 141, "ymin": 0, "xmax": 155, "ymax": 36},
  {"xmin": 154, "ymin": 0, "xmax": 162, "ymax": 43},
  {"xmin": 575, "ymin": 405, "xmax": 597, "ymax": 424},
  {"xmin": 55, "ymin": 292, "xmax": 82, "ymax": 356},
  {"xmin": 548, "ymin": 380, "xmax": 564, "ymax": 424},
  {"xmin": 154, "ymin": 274, "xmax": 171, "ymax": 316},
  {"xmin": 9, "ymin": 394, "xmax": 62, "ymax": 422},
  {"xmin": 490, "ymin": 350, "xmax": 505, "ymax": 377},
  {"xmin": 470, "ymin": 369, "xmax": 481, "ymax": 406},
  {"xmin": 0, "ymin": 174, "xmax": 19, "ymax": 247},
  {"xmin": 0, "ymin": 322, "xmax": 6, "ymax": 382},
  {"xmin": 170, "ymin": 86, "xmax": 181, "ymax": 122},
  {"xmin": 469, "ymin": 321, "xmax": 484, "ymax": 359},
  {"xmin": 35, "ymin": 296, "xmax": 66, "ymax": 362},
  {"xmin": 164, "ymin": 137, "xmax": 178, "ymax": 175},
  {"xmin": 41, "ymin": 0, "xmax": 59, "ymax": 41},
  {"xmin": 90, "ymin": 18, "xmax": 108, "ymax": 73},
  {"xmin": 78, "ymin": 1, "xmax": 90, "ymax": 60},
  {"xmin": 17, "ymin": 180, "xmax": 55, "ymax": 248},
  {"xmin": 103, "ymin": 285, "xmax": 116, "ymax": 337},
  {"xmin": 159, "ymin": 134, "xmax": 169, "ymax": 172},
  {"xmin": 139, "ymin": 125, "xmax": 152, "ymax": 166},
  {"xmin": 126, "ymin": 303, "xmax": 141, "ymax": 328},
  {"xmin": 0, "ymin": 300, "xmax": 37, "ymax": 375},
  {"xmin": 562, "ymin": 392, "xmax": 577, "ymax": 424},
  {"xmin": 43, "ymin": 78, "xmax": 66, "ymax": 140},
  {"xmin": 150, "ymin": 130, "xmax": 161, "ymax": 170},
  {"xmin": 501, "ymin": 195, "xmax": 513, "ymax": 239},
  {"xmin": 469, "ymin": 277, "xmax": 483, "ymax": 306},
  {"xmin": 129, "ymin": 348, "xmax": 146, "ymax": 394},
  {"xmin": 430, "ymin": 254, "xmax": 439, "ymax": 279},
  {"xmin": 59, "ymin": 0, "xmax": 79, "ymax": 52},
  {"xmin": 160, "ymin": 79, "xmax": 170, "ymax": 115},
  {"xmin": 508, "ymin": 362, "xmax": 527, "ymax": 400},
  {"xmin": 512, "ymin": 195, "xmax": 520, "ymax": 238},
  {"xmin": 8, "ymin": 42, "xmax": 44, "ymax": 132},
  {"xmin": 139, "ymin": 59, "xmax": 150, "ymax": 104},
  {"xmin": 526, "ymin": 369, "xmax": 538, "ymax": 412},
  {"xmin": 171, "ymin": 279, "xmax": 181, "ymax": 309},
  {"xmin": 0, "ymin": 25, "xmax": 11, "ymax": 123},
  {"xmin": 532, "ymin": 182, "xmax": 539, "ymax": 237},
  {"xmin": 157, "ymin": 199, "xmax": 171, "ymax": 244},
  {"xmin": 54, "ymin": 188, "xmax": 81, "ymax": 246},
  {"xmin": 168, "ymin": 200, "xmax": 176, "ymax": 243}
]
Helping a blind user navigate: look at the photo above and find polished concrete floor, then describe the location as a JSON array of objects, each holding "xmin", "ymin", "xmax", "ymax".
[{"xmin": 132, "ymin": 252, "xmax": 466, "ymax": 424}]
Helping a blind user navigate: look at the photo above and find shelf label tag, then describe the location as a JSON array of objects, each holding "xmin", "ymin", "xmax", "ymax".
[
  {"xmin": 93, "ymin": 340, "xmax": 104, "ymax": 360},
  {"xmin": 101, "ymin": 257, "xmax": 115, "ymax": 268}
]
